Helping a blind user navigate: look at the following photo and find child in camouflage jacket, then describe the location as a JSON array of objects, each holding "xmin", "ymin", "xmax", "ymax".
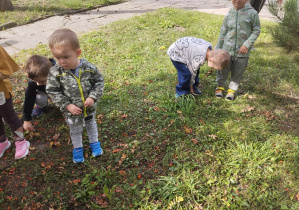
[{"xmin": 46, "ymin": 28, "xmax": 104, "ymax": 163}]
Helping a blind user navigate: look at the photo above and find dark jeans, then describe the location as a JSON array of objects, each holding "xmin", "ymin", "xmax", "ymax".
[
  {"xmin": 0, "ymin": 97, "xmax": 22, "ymax": 142},
  {"xmin": 171, "ymin": 59, "xmax": 199, "ymax": 96}
]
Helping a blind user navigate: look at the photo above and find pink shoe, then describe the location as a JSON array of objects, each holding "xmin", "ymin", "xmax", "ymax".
[
  {"xmin": 0, "ymin": 139, "xmax": 11, "ymax": 158},
  {"xmin": 15, "ymin": 139, "xmax": 30, "ymax": 159}
]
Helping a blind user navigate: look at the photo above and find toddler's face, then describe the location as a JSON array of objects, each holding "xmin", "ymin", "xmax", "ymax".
[
  {"xmin": 50, "ymin": 44, "xmax": 81, "ymax": 70},
  {"xmin": 232, "ymin": 0, "xmax": 247, "ymax": 10}
]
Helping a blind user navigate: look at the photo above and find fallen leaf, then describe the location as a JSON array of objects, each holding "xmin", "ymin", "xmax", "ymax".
[
  {"xmin": 113, "ymin": 149, "xmax": 122, "ymax": 153},
  {"xmin": 121, "ymin": 114, "xmax": 128, "ymax": 119},
  {"xmin": 241, "ymin": 106, "xmax": 255, "ymax": 113},
  {"xmin": 184, "ymin": 125, "xmax": 193, "ymax": 134},
  {"xmin": 191, "ymin": 138, "xmax": 198, "ymax": 144},
  {"xmin": 50, "ymin": 141, "xmax": 61, "ymax": 148},
  {"xmin": 208, "ymin": 134, "xmax": 217, "ymax": 140},
  {"xmin": 118, "ymin": 153, "xmax": 127, "ymax": 165},
  {"xmin": 114, "ymin": 186, "xmax": 123, "ymax": 193},
  {"xmin": 53, "ymin": 133, "xmax": 60, "ymax": 141}
]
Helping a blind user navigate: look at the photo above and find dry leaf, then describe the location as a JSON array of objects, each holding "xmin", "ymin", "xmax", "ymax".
[
  {"xmin": 118, "ymin": 153, "xmax": 127, "ymax": 165},
  {"xmin": 184, "ymin": 125, "xmax": 193, "ymax": 134},
  {"xmin": 208, "ymin": 134, "xmax": 217, "ymax": 140},
  {"xmin": 191, "ymin": 138, "xmax": 198, "ymax": 144},
  {"xmin": 53, "ymin": 133, "xmax": 60, "ymax": 141},
  {"xmin": 121, "ymin": 114, "xmax": 128, "ymax": 119},
  {"xmin": 241, "ymin": 106, "xmax": 255, "ymax": 113},
  {"xmin": 114, "ymin": 186, "xmax": 123, "ymax": 193}
]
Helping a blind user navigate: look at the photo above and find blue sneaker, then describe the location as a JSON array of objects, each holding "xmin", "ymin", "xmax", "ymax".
[
  {"xmin": 192, "ymin": 87, "xmax": 202, "ymax": 96},
  {"xmin": 73, "ymin": 147, "xmax": 84, "ymax": 163},
  {"xmin": 31, "ymin": 105, "xmax": 47, "ymax": 117},
  {"xmin": 90, "ymin": 142, "xmax": 103, "ymax": 157}
]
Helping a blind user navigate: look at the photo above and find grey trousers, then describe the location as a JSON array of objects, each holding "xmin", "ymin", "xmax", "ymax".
[
  {"xmin": 35, "ymin": 91, "xmax": 49, "ymax": 108},
  {"xmin": 65, "ymin": 112, "xmax": 99, "ymax": 149},
  {"xmin": 216, "ymin": 56, "xmax": 249, "ymax": 91}
]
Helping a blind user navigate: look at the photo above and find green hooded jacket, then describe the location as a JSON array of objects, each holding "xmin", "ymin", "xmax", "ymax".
[{"xmin": 216, "ymin": 3, "xmax": 261, "ymax": 57}]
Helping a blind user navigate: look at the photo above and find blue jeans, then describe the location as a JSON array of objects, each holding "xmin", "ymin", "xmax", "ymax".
[{"xmin": 171, "ymin": 59, "xmax": 199, "ymax": 96}]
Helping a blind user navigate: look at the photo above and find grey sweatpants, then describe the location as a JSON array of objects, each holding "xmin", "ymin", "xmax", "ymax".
[
  {"xmin": 216, "ymin": 56, "xmax": 249, "ymax": 91},
  {"xmin": 65, "ymin": 112, "xmax": 99, "ymax": 149},
  {"xmin": 35, "ymin": 91, "xmax": 49, "ymax": 108}
]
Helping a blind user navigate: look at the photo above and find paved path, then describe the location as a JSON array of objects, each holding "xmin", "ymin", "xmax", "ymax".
[{"xmin": 0, "ymin": 0, "xmax": 276, "ymax": 55}]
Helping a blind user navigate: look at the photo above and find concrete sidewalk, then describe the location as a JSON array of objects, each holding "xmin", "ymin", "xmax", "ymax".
[{"xmin": 0, "ymin": 0, "xmax": 276, "ymax": 55}]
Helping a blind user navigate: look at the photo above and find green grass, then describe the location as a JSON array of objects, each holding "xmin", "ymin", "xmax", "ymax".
[
  {"xmin": 1, "ymin": 8, "xmax": 299, "ymax": 209},
  {"xmin": 0, "ymin": 0, "xmax": 124, "ymax": 26}
]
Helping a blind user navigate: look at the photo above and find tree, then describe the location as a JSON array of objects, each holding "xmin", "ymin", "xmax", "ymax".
[
  {"xmin": 249, "ymin": 0, "xmax": 267, "ymax": 13},
  {"xmin": 268, "ymin": 0, "xmax": 299, "ymax": 51},
  {"xmin": 0, "ymin": 0, "xmax": 14, "ymax": 11}
]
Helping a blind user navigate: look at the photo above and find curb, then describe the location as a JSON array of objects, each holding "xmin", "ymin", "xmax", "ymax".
[{"xmin": 0, "ymin": 21, "xmax": 17, "ymax": 31}]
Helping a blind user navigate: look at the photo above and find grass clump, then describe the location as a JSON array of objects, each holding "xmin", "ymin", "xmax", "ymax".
[
  {"xmin": 1, "ymin": 8, "xmax": 298, "ymax": 209},
  {"xmin": 0, "ymin": 0, "xmax": 124, "ymax": 26}
]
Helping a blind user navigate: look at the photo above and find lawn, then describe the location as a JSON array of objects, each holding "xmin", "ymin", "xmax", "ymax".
[
  {"xmin": 0, "ymin": 0, "xmax": 124, "ymax": 26},
  {"xmin": 1, "ymin": 8, "xmax": 299, "ymax": 209}
]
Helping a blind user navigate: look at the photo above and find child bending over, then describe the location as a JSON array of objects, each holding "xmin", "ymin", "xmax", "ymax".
[
  {"xmin": 167, "ymin": 37, "xmax": 230, "ymax": 98},
  {"xmin": 23, "ymin": 55, "xmax": 56, "ymax": 131}
]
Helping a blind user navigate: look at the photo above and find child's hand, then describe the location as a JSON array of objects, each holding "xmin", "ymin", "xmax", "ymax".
[
  {"xmin": 84, "ymin": 97, "xmax": 94, "ymax": 107},
  {"xmin": 66, "ymin": 104, "xmax": 82, "ymax": 115},
  {"xmin": 23, "ymin": 121, "xmax": 34, "ymax": 132},
  {"xmin": 239, "ymin": 45, "xmax": 248, "ymax": 54}
]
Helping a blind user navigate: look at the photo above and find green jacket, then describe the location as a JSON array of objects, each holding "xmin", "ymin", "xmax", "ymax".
[
  {"xmin": 46, "ymin": 59, "xmax": 104, "ymax": 118},
  {"xmin": 216, "ymin": 4, "xmax": 261, "ymax": 57}
]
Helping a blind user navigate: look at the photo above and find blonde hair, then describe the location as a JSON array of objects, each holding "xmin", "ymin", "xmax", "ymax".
[
  {"xmin": 211, "ymin": 49, "xmax": 230, "ymax": 69},
  {"xmin": 48, "ymin": 28, "xmax": 80, "ymax": 50},
  {"xmin": 24, "ymin": 55, "xmax": 52, "ymax": 79}
]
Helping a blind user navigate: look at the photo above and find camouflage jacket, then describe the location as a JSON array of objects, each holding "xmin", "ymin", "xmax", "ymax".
[
  {"xmin": 46, "ymin": 59, "xmax": 104, "ymax": 118},
  {"xmin": 216, "ymin": 3, "xmax": 261, "ymax": 57}
]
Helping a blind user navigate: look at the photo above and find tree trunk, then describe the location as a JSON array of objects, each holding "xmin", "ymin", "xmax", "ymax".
[
  {"xmin": 250, "ymin": 0, "xmax": 266, "ymax": 13},
  {"xmin": 0, "ymin": 0, "xmax": 14, "ymax": 11}
]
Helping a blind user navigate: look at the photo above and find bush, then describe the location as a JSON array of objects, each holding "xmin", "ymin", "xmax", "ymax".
[{"xmin": 268, "ymin": 0, "xmax": 299, "ymax": 51}]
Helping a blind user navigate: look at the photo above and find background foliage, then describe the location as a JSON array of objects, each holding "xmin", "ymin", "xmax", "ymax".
[
  {"xmin": 267, "ymin": 0, "xmax": 299, "ymax": 51},
  {"xmin": 0, "ymin": 0, "xmax": 124, "ymax": 26}
]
